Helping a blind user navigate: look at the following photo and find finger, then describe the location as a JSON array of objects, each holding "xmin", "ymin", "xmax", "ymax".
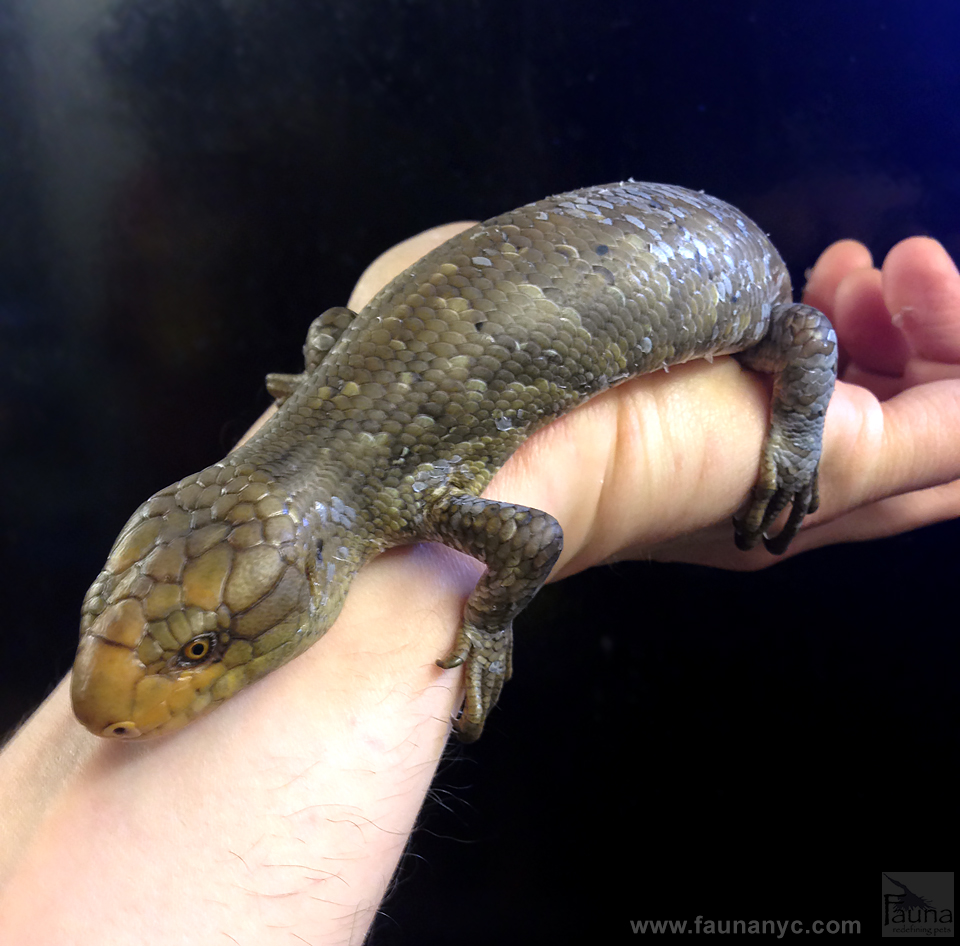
[
  {"xmin": 802, "ymin": 238, "xmax": 873, "ymax": 316},
  {"xmin": 792, "ymin": 477, "xmax": 960, "ymax": 548},
  {"xmin": 822, "ymin": 378, "xmax": 960, "ymax": 517},
  {"xmin": 832, "ymin": 266, "xmax": 911, "ymax": 379},
  {"xmin": 882, "ymin": 236, "xmax": 960, "ymax": 365},
  {"xmin": 604, "ymin": 375, "xmax": 960, "ymax": 572},
  {"xmin": 785, "ymin": 378, "xmax": 960, "ymax": 551}
]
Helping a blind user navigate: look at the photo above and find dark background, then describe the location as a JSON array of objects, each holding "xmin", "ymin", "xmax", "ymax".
[{"xmin": 1, "ymin": 0, "xmax": 956, "ymax": 937}]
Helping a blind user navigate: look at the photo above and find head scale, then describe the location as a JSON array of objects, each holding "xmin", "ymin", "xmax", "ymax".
[{"xmin": 71, "ymin": 461, "xmax": 319, "ymax": 739}]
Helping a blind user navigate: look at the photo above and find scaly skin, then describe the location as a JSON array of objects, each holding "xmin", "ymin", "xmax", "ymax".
[{"xmin": 71, "ymin": 181, "xmax": 837, "ymax": 741}]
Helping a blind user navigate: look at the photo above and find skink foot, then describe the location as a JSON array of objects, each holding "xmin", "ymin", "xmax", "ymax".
[
  {"xmin": 734, "ymin": 473, "xmax": 819, "ymax": 554},
  {"xmin": 437, "ymin": 623, "xmax": 513, "ymax": 743}
]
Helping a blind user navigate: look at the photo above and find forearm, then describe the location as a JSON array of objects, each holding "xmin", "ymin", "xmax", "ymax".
[
  {"xmin": 0, "ymin": 223, "xmax": 492, "ymax": 940},
  {"xmin": 0, "ymin": 546, "xmax": 472, "ymax": 944},
  {"xmin": 0, "ymin": 223, "xmax": 487, "ymax": 941}
]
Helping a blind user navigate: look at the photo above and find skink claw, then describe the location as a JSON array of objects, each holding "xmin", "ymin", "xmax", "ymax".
[
  {"xmin": 734, "ymin": 475, "xmax": 819, "ymax": 554},
  {"xmin": 438, "ymin": 623, "xmax": 513, "ymax": 742}
]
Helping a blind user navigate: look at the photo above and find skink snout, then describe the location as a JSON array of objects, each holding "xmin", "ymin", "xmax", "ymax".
[
  {"xmin": 71, "ymin": 627, "xmax": 150, "ymax": 738},
  {"xmin": 71, "ymin": 599, "xmax": 191, "ymax": 739},
  {"xmin": 72, "ymin": 597, "xmax": 233, "ymax": 738}
]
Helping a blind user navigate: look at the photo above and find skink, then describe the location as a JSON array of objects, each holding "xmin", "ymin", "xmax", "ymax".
[{"xmin": 71, "ymin": 181, "xmax": 837, "ymax": 741}]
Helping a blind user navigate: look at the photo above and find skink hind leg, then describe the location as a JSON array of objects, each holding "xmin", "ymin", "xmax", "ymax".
[
  {"xmin": 265, "ymin": 306, "xmax": 358, "ymax": 401},
  {"xmin": 734, "ymin": 302, "xmax": 838, "ymax": 554},
  {"xmin": 428, "ymin": 492, "xmax": 563, "ymax": 742}
]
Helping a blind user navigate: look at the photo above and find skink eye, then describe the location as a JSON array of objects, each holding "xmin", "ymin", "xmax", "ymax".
[{"xmin": 177, "ymin": 633, "xmax": 218, "ymax": 666}]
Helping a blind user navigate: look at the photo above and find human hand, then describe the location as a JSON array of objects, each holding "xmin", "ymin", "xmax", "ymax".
[{"xmin": 468, "ymin": 234, "xmax": 960, "ymax": 575}]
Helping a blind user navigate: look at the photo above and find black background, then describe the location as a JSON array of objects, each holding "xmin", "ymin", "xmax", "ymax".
[{"xmin": 1, "ymin": 0, "xmax": 956, "ymax": 937}]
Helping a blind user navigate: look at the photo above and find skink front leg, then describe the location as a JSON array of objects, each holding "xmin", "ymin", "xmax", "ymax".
[
  {"xmin": 265, "ymin": 306, "xmax": 358, "ymax": 401},
  {"xmin": 426, "ymin": 492, "xmax": 564, "ymax": 741},
  {"xmin": 734, "ymin": 303, "xmax": 838, "ymax": 553}
]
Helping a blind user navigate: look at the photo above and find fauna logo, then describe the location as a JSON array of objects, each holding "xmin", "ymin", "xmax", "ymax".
[{"xmin": 882, "ymin": 873, "xmax": 954, "ymax": 934}]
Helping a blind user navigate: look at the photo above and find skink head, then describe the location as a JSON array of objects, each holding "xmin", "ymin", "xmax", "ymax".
[{"xmin": 71, "ymin": 462, "xmax": 337, "ymax": 739}]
